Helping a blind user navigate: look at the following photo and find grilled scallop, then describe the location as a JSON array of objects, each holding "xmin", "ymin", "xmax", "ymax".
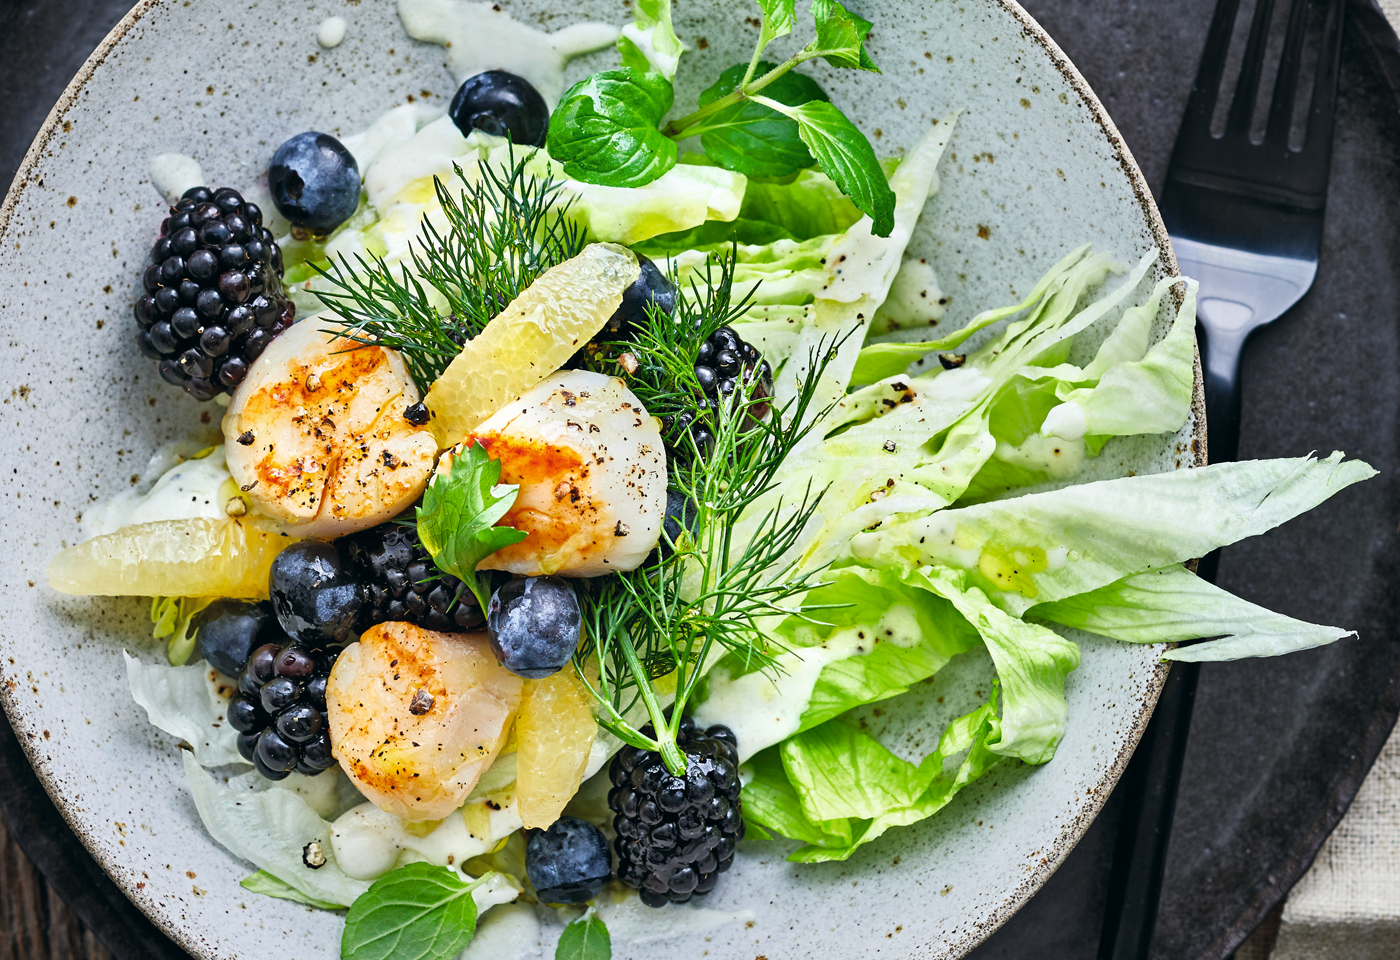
[
  {"xmin": 453, "ymin": 369, "xmax": 666, "ymax": 577},
  {"xmin": 326, "ymin": 621, "xmax": 524, "ymax": 821},
  {"xmin": 222, "ymin": 319, "xmax": 437, "ymax": 538}
]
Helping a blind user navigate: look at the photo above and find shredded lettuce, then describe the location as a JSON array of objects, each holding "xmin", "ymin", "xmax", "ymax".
[
  {"xmin": 183, "ymin": 752, "xmax": 372, "ymax": 907},
  {"xmin": 124, "ymin": 653, "xmax": 244, "ymax": 767},
  {"xmin": 240, "ymin": 871, "xmax": 346, "ymax": 911}
]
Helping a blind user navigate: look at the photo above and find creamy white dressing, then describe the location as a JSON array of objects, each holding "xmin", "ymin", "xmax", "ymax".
[
  {"xmin": 83, "ymin": 444, "xmax": 234, "ymax": 539},
  {"xmin": 461, "ymin": 903, "xmax": 541, "ymax": 960},
  {"xmin": 317, "ymin": 16, "xmax": 348, "ymax": 48},
  {"xmin": 330, "ymin": 798, "xmax": 523, "ymax": 880},
  {"xmin": 397, "ymin": 0, "xmax": 617, "ymax": 106},
  {"xmin": 922, "ymin": 365, "xmax": 992, "ymax": 402},
  {"xmin": 148, "ymin": 153, "xmax": 205, "ymax": 205},
  {"xmin": 1042, "ymin": 400, "xmax": 1089, "ymax": 440}
]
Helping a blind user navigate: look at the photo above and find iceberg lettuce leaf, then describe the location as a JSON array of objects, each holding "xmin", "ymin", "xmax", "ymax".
[
  {"xmin": 1030, "ymin": 563, "xmax": 1355, "ymax": 661},
  {"xmin": 743, "ymin": 691, "xmax": 1001, "ymax": 862},
  {"xmin": 910, "ymin": 567, "xmax": 1079, "ymax": 763},
  {"xmin": 855, "ymin": 452, "xmax": 1377, "ymax": 617},
  {"xmin": 125, "ymin": 653, "xmax": 244, "ymax": 768},
  {"xmin": 183, "ymin": 752, "xmax": 371, "ymax": 907}
]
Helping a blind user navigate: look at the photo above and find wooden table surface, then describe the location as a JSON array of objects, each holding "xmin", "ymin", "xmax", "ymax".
[{"xmin": 0, "ymin": 816, "xmax": 111, "ymax": 960}]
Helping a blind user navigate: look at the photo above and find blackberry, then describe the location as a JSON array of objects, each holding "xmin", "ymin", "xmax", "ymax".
[
  {"xmin": 667, "ymin": 327, "xmax": 772, "ymax": 456},
  {"xmin": 229, "ymin": 640, "xmax": 337, "ymax": 780},
  {"xmin": 134, "ymin": 185, "xmax": 294, "ymax": 400},
  {"xmin": 607, "ymin": 719, "xmax": 744, "ymax": 907},
  {"xmin": 341, "ymin": 524, "xmax": 485, "ymax": 633}
]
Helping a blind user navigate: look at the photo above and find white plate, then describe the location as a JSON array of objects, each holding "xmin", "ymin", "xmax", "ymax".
[{"xmin": 0, "ymin": 1, "xmax": 1199, "ymax": 957}]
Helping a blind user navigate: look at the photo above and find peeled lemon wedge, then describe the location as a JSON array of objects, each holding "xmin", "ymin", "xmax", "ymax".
[
  {"xmin": 424, "ymin": 242, "xmax": 640, "ymax": 448},
  {"xmin": 514, "ymin": 663, "xmax": 598, "ymax": 829},
  {"xmin": 46, "ymin": 516, "xmax": 290, "ymax": 599}
]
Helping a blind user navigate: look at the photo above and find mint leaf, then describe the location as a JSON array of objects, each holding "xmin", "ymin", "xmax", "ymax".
[
  {"xmin": 547, "ymin": 69, "xmax": 678, "ymax": 187},
  {"xmin": 555, "ymin": 910, "xmax": 611, "ymax": 960},
  {"xmin": 750, "ymin": 97, "xmax": 895, "ymax": 236},
  {"xmin": 755, "ymin": 0, "xmax": 797, "ymax": 46},
  {"xmin": 416, "ymin": 442, "xmax": 527, "ymax": 611},
  {"xmin": 618, "ymin": 0, "xmax": 684, "ymax": 79},
  {"xmin": 696, "ymin": 62, "xmax": 828, "ymax": 178},
  {"xmin": 341, "ymin": 864, "xmax": 485, "ymax": 960},
  {"xmin": 805, "ymin": 0, "xmax": 880, "ymax": 72}
]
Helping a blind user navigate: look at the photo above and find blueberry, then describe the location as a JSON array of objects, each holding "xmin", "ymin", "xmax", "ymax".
[
  {"xmin": 526, "ymin": 817, "xmax": 611, "ymax": 904},
  {"xmin": 196, "ymin": 600, "xmax": 282, "ymax": 677},
  {"xmin": 600, "ymin": 254, "xmax": 677, "ymax": 340},
  {"xmin": 448, "ymin": 70, "xmax": 549, "ymax": 146},
  {"xmin": 269, "ymin": 540, "xmax": 364, "ymax": 646},
  {"xmin": 268, "ymin": 131, "xmax": 361, "ymax": 233},
  {"xmin": 486, "ymin": 576, "xmax": 582, "ymax": 678}
]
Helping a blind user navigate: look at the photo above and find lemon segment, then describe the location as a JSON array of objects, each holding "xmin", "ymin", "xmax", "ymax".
[
  {"xmin": 424, "ymin": 242, "xmax": 640, "ymax": 448},
  {"xmin": 514, "ymin": 663, "xmax": 598, "ymax": 829},
  {"xmin": 45, "ymin": 516, "xmax": 291, "ymax": 599}
]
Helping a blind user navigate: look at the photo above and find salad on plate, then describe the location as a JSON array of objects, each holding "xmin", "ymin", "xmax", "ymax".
[{"xmin": 44, "ymin": 0, "xmax": 1375, "ymax": 957}]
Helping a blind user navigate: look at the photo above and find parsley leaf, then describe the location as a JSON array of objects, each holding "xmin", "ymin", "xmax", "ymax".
[
  {"xmin": 555, "ymin": 910, "xmax": 612, "ymax": 960},
  {"xmin": 341, "ymin": 864, "xmax": 488, "ymax": 960},
  {"xmin": 750, "ymin": 97, "xmax": 895, "ymax": 236},
  {"xmin": 547, "ymin": 68, "xmax": 678, "ymax": 187},
  {"xmin": 805, "ymin": 0, "xmax": 881, "ymax": 73},
  {"xmin": 696, "ymin": 62, "xmax": 829, "ymax": 178},
  {"xmin": 415, "ymin": 442, "xmax": 527, "ymax": 612}
]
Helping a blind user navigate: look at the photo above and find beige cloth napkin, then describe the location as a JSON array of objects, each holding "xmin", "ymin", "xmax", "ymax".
[{"xmin": 1241, "ymin": 8, "xmax": 1400, "ymax": 958}]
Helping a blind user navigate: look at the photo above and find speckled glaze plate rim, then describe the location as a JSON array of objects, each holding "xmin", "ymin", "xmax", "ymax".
[{"xmin": 0, "ymin": 0, "xmax": 1205, "ymax": 956}]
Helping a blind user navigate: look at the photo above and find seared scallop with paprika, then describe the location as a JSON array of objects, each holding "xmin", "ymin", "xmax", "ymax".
[
  {"xmin": 222, "ymin": 318, "xmax": 436, "ymax": 538},
  {"xmin": 325, "ymin": 621, "xmax": 523, "ymax": 821},
  {"xmin": 452, "ymin": 368, "xmax": 667, "ymax": 577}
]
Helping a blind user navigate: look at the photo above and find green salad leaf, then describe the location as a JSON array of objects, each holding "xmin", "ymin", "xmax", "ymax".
[
  {"xmin": 415, "ymin": 442, "xmax": 527, "ymax": 611},
  {"xmin": 1030, "ymin": 563, "xmax": 1356, "ymax": 661},
  {"xmin": 555, "ymin": 909, "xmax": 612, "ymax": 960},
  {"xmin": 547, "ymin": 69, "xmax": 678, "ymax": 187},
  {"xmin": 341, "ymin": 864, "xmax": 491, "ymax": 960},
  {"xmin": 241, "ymin": 871, "xmax": 345, "ymax": 911},
  {"xmin": 744, "ymin": 690, "xmax": 1001, "ymax": 862},
  {"xmin": 696, "ymin": 63, "xmax": 829, "ymax": 178}
]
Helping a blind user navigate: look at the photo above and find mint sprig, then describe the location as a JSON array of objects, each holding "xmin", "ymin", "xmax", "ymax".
[
  {"xmin": 546, "ymin": 0, "xmax": 895, "ymax": 235},
  {"xmin": 341, "ymin": 864, "xmax": 494, "ymax": 960},
  {"xmin": 415, "ymin": 442, "xmax": 527, "ymax": 612},
  {"xmin": 556, "ymin": 909, "xmax": 612, "ymax": 960}
]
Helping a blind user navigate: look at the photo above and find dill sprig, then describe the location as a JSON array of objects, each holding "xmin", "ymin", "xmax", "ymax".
[
  {"xmin": 574, "ymin": 254, "xmax": 850, "ymax": 773},
  {"xmin": 311, "ymin": 151, "xmax": 586, "ymax": 392}
]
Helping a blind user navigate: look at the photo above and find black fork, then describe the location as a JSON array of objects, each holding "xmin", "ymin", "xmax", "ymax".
[{"xmin": 1098, "ymin": 0, "xmax": 1345, "ymax": 958}]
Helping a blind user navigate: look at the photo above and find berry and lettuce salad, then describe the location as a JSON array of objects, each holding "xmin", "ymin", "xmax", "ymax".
[{"xmin": 44, "ymin": 0, "xmax": 1374, "ymax": 957}]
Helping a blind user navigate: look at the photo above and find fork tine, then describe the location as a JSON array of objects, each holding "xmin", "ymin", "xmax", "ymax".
[
  {"xmin": 1264, "ymin": 0, "xmax": 1311, "ymax": 146},
  {"xmin": 1180, "ymin": 0, "xmax": 1244, "ymax": 134},
  {"xmin": 1303, "ymin": 0, "xmax": 1346, "ymax": 145},
  {"xmin": 1226, "ymin": 0, "xmax": 1279, "ymax": 134}
]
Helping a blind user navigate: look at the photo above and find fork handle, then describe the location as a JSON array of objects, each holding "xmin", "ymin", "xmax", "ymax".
[{"xmin": 1200, "ymin": 320, "xmax": 1249, "ymax": 465}]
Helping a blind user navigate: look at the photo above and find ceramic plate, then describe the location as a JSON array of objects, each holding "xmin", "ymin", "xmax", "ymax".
[{"xmin": 0, "ymin": 1, "xmax": 1200, "ymax": 957}]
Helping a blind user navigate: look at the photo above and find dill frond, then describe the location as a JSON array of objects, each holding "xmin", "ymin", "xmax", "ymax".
[{"xmin": 311, "ymin": 150, "xmax": 587, "ymax": 392}]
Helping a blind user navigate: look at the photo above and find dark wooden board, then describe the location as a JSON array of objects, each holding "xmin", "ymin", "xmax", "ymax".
[{"xmin": 2, "ymin": 1, "xmax": 1398, "ymax": 959}]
